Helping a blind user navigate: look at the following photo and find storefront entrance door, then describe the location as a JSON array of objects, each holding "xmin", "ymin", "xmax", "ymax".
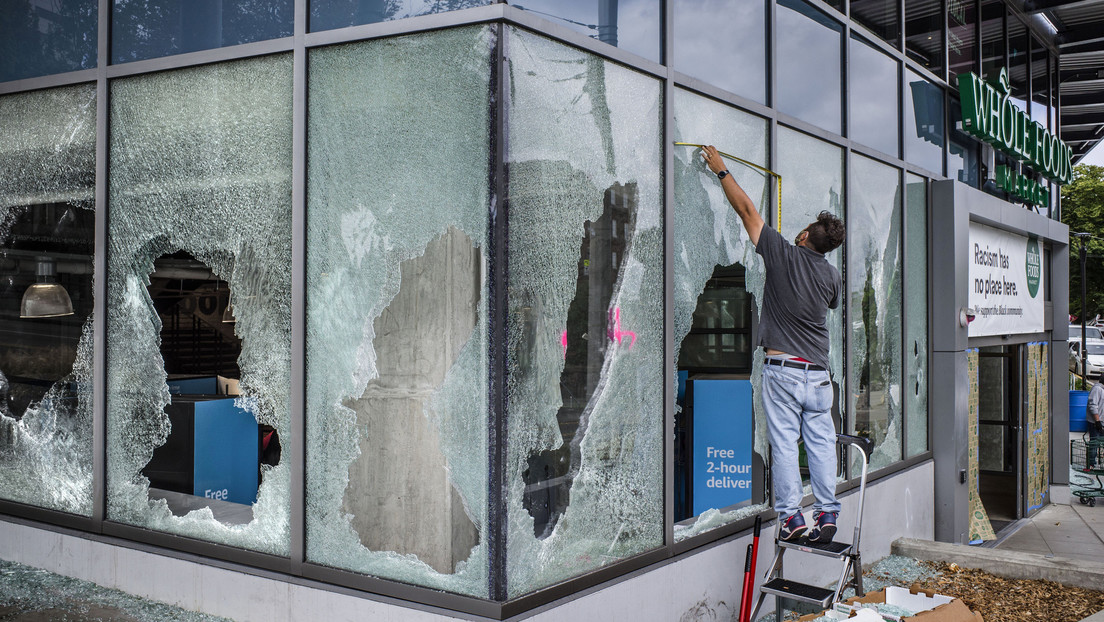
[{"xmin": 977, "ymin": 345, "xmax": 1023, "ymax": 532}]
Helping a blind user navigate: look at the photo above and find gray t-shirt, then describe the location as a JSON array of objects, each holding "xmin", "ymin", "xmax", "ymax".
[
  {"xmin": 1089, "ymin": 383, "xmax": 1104, "ymax": 420},
  {"xmin": 755, "ymin": 225, "xmax": 841, "ymax": 370}
]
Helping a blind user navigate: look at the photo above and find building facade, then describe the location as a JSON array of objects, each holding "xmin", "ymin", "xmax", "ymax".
[{"xmin": 0, "ymin": 0, "xmax": 1074, "ymax": 619}]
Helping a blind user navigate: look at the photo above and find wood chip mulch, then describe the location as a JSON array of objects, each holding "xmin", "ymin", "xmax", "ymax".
[{"xmin": 910, "ymin": 561, "xmax": 1104, "ymax": 622}]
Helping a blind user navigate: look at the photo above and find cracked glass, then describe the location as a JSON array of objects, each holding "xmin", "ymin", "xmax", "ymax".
[
  {"xmin": 777, "ymin": 127, "xmax": 846, "ymax": 478},
  {"xmin": 0, "ymin": 84, "xmax": 96, "ymax": 516},
  {"xmin": 905, "ymin": 174, "xmax": 928, "ymax": 458},
  {"xmin": 505, "ymin": 28, "xmax": 663, "ymax": 596},
  {"xmin": 305, "ymin": 26, "xmax": 492, "ymax": 596},
  {"xmin": 671, "ymin": 88, "xmax": 770, "ymax": 539},
  {"xmin": 106, "ymin": 54, "xmax": 293, "ymax": 554},
  {"xmin": 848, "ymin": 154, "xmax": 903, "ymax": 471}
]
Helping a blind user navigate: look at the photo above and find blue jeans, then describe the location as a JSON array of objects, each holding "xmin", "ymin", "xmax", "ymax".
[
  {"xmin": 762, "ymin": 362, "xmax": 841, "ymax": 519},
  {"xmin": 1089, "ymin": 416, "xmax": 1101, "ymax": 469}
]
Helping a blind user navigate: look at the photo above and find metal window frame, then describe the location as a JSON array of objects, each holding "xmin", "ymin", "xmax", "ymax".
[{"xmin": 20, "ymin": 0, "xmax": 1085, "ymax": 617}]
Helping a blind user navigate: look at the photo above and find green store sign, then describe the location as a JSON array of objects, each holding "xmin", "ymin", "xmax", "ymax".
[
  {"xmin": 957, "ymin": 68, "xmax": 1074, "ymax": 196},
  {"xmin": 1025, "ymin": 235, "xmax": 1041, "ymax": 298}
]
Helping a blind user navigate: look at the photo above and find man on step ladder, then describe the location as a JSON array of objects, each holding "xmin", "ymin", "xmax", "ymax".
[{"xmin": 701, "ymin": 145, "xmax": 846, "ymax": 544}]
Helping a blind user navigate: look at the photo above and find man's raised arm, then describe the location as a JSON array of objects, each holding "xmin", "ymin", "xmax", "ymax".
[{"xmin": 701, "ymin": 145, "xmax": 765, "ymax": 246}]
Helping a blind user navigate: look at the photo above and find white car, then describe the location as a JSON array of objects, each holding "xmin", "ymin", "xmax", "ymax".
[
  {"xmin": 1070, "ymin": 338, "xmax": 1104, "ymax": 379},
  {"xmin": 1070, "ymin": 324, "xmax": 1104, "ymax": 341}
]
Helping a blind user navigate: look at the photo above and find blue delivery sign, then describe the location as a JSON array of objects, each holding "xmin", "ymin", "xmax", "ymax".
[
  {"xmin": 692, "ymin": 379, "xmax": 753, "ymax": 516},
  {"xmin": 193, "ymin": 398, "xmax": 259, "ymax": 505}
]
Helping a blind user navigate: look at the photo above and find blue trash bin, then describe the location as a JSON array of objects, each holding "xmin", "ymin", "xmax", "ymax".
[{"xmin": 1070, "ymin": 390, "xmax": 1089, "ymax": 433}]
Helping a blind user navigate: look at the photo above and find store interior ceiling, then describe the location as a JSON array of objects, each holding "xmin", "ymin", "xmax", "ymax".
[{"xmin": 1041, "ymin": 0, "xmax": 1104, "ymax": 161}]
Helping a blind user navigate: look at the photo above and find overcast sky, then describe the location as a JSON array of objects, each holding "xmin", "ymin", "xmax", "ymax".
[{"xmin": 1078, "ymin": 142, "xmax": 1104, "ymax": 167}]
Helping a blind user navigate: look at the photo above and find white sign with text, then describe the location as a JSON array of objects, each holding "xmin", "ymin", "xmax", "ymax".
[{"xmin": 968, "ymin": 222, "xmax": 1044, "ymax": 337}]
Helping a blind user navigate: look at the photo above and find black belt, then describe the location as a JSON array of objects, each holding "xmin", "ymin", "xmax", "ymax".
[{"xmin": 765, "ymin": 358, "xmax": 825, "ymax": 372}]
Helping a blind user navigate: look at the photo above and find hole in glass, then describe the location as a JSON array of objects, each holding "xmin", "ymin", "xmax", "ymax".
[
  {"xmin": 522, "ymin": 183, "xmax": 637, "ymax": 539},
  {"xmin": 141, "ymin": 251, "xmax": 275, "ymax": 526},
  {"xmin": 0, "ymin": 202, "xmax": 95, "ymax": 514},
  {"xmin": 340, "ymin": 227, "xmax": 481, "ymax": 574},
  {"xmin": 673, "ymin": 263, "xmax": 766, "ymax": 523},
  {"xmin": 0, "ymin": 204, "xmax": 93, "ymax": 418}
]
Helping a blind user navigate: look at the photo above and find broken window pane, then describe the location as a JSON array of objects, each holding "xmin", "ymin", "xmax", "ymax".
[
  {"xmin": 773, "ymin": 128, "xmax": 847, "ymax": 496},
  {"xmin": 506, "ymin": 28, "xmax": 663, "ymax": 596},
  {"xmin": 106, "ymin": 55, "xmax": 293, "ymax": 555},
  {"xmin": 0, "ymin": 84, "xmax": 96, "ymax": 516},
  {"xmin": 775, "ymin": 127, "xmax": 844, "ymax": 394},
  {"xmin": 848, "ymin": 154, "xmax": 903, "ymax": 471},
  {"xmin": 670, "ymin": 89, "xmax": 770, "ymax": 539},
  {"xmin": 905, "ymin": 174, "xmax": 928, "ymax": 458},
  {"xmin": 305, "ymin": 27, "xmax": 492, "ymax": 597}
]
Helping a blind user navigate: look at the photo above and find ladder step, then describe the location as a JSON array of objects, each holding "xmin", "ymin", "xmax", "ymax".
[
  {"xmin": 778, "ymin": 539, "xmax": 852, "ymax": 558},
  {"xmin": 760, "ymin": 578, "xmax": 836, "ymax": 608}
]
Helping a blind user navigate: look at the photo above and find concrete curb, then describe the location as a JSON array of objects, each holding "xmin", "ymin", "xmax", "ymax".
[{"xmin": 891, "ymin": 537, "xmax": 1104, "ymax": 591}]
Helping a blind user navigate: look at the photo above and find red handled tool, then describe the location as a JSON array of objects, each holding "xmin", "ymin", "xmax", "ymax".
[{"xmin": 738, "ymin": 516, "xmax": 762, "ymax": 622}]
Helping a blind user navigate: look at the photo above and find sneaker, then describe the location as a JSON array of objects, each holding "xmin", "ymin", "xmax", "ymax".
[
  {"xmin": 808, "ymin": 511, "xmax": 838, "ymax": 544},
  {"xmin": 778, "ymin": 513, "xmax": 807, "ymax": 542}
]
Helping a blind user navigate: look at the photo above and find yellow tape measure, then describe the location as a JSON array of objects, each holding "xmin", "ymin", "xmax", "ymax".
[{"xmin": 675, "ymin": 142, "xmax": 782, "ymax": 232}]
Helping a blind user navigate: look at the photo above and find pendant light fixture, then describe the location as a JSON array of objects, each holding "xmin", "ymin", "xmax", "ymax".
[{"xmin": 20, "ymin": 256, "xmax": 74, "ymax": 319}]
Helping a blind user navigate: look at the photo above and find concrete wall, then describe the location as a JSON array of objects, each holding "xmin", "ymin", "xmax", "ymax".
[
  {"xmin": 0, "ymin": 461, "xmax": 934, "ymax": 622},
  {"xmin": 342, "ymin": 227, "xmax": 481, "ymax": 574}
]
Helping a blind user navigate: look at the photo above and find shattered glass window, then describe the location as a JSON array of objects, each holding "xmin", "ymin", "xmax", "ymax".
[
  {"xmin": 0, "ymin": 0, "xmax": 97, "ymax": 83},
  {"xmin": 848, "ymin": 154, "xmax": 903, "ymax": 471},
  {"xmin": 112, "ymin": 0, "xmax": 293, "ymax": 64},
  {"xmin": 0, "ymin": 84, "xmax": 96, "ymax": 516},
  {"xmin": 904, "ymin": 174, "xmax": 928, "ymax": 458},
  {"xmin": 106, "ymin": 55, "xmax": 293, "ymax": 554},
  {"xmin": 305, "ymin": 27, "xmax": 492, "ymax": 596},
  {"xmin": 506, "ymin": 28, "xmax": 663, "ymax": 596},
  {"xmin": 776, "ymin": 127, "xmax": 845, "ymax": 474},
  {"xmin": 671, "ymin": 89, "xmax": 770, "ymax": 539},
  {"xmin": 310, "ymin": 0, "xmax": 492, "ymax": 32}
]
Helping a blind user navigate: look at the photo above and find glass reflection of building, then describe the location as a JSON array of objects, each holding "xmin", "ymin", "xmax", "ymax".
[{"xmin": 0, "ymin": 0, "xmax": 1071, "ymax": 618}]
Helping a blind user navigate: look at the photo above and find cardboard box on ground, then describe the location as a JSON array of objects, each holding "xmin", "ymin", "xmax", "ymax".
[{"xmin": 796, "ymin": 586, "xmax": 983, "ymax": 622}]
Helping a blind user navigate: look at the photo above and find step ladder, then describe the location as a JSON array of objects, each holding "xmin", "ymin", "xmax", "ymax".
[{"xmin": 749, "ymin": 434, "xmax": 875, "ymax": 622}]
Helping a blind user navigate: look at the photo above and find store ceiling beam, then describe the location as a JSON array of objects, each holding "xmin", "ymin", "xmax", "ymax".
[
  {"xmin": 1022, "ymin": 0, "xmax": 1099, "ymax": 13},
  {"xmin": 1061, "ymin": 127, "xmax": 1104, "ymax": 142},
  {"xmin": 1058, "ymin": 24, "xmax": 1104, "ymax": 48},
  {"xmin": 1060, "ymin": 111, "xmax": 1104, "ymax": 125},
  {"xmin": 1061, "ymin": 38, "xmax": 1104, "ymax": 54},
  {"xmin": 1059, "ymin": 92, "xmax": 1104, "ymax": 106}
]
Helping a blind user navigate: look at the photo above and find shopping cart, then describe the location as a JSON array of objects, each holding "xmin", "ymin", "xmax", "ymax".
[{"xmin": 1071, "ymin": 437, "xmax": 1104, "ymax": 507}]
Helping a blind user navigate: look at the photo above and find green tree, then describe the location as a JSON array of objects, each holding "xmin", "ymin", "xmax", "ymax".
[{"xmin": 1063, "ymin": 164, "xmax": 1104, "ymax": 322}]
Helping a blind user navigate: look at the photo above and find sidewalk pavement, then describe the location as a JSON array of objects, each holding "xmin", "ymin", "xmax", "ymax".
[
  {"xmin": 893, "ymin": 494, "xmax": 1104, "ymax": 622},
  {"xmin": 992, "ymin": 496, "xmax": 1104, "ymax": 564}
]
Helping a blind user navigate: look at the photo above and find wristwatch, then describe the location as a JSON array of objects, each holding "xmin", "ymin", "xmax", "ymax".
[{"xmin": 717, "ymin": 169, "xmax": 730, "ymax": 180}]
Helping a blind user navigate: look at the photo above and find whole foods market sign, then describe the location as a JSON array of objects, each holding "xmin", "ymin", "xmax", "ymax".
[
  {"xmin": 968, "ymin": 222, "xmax": 1044, "ymax": 337},
  {"xmin": 957, "ymin": 68, "xmax": 1073, "ymax": 188}
]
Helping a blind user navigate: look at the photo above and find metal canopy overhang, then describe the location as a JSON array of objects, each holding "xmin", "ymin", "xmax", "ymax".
[{"xmin": 1027, "ymin": 0, "xmax": 1104, "ymax": 162}]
